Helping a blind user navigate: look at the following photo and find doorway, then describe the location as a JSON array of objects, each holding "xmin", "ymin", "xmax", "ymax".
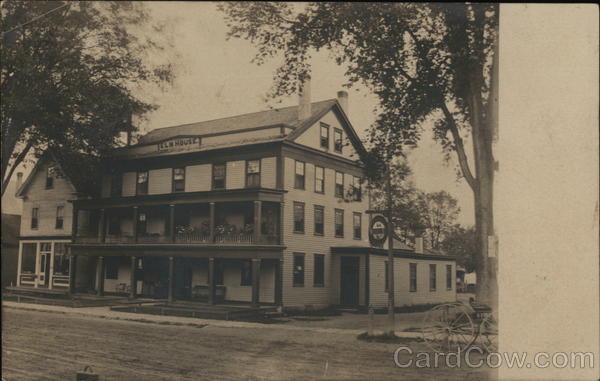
[
  {"xmin": 37, "ymin": 243, "xmax": 52, "ymax": 287},
  {"xmin": 340, "ymin": 256, "xmax": 360, "ymax": 306}
]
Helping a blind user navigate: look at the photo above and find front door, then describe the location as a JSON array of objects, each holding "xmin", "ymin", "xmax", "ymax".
[
  {"xmin": 37, "ymin": 253, "xmax": 51, "ymax": 287},
  {"xmin": 340, "ymin": 256, "xmax": 360, "ymax": 306}
]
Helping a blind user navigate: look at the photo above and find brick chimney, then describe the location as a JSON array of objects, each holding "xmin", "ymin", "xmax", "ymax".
[
  {"xmin": 415, "ymin": 236, "xmax": 424, "ymax": 254},
  {"xmin": 298, "ymin": 79, "xmax": 312, "ymax": 120},
  {"xmin": 336, "ymin": 90, "xmax": 348, "ymax": 115}
]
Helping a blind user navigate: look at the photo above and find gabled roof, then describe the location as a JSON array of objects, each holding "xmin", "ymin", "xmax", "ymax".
[
  {"xmin": 15, "ymin": 153, "xmax": 77, "ymax": 198},
  {"xmin": 131, "ymin": 98, "xmax": 367, "ymax": 159},
  {"xmin": 139, "ymin": 99, "xmax": 336, "ymax": 145}
]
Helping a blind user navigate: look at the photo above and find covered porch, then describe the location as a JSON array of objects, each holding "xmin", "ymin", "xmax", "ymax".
[{"xmin": 69, "ymin": 245, "xmax": 284, "ymax": 308}]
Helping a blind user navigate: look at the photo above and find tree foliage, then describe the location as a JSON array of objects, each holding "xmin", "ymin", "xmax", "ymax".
[
  {"xmin": 1, "ymin": 1, "xmax": 174, "ymax": 195},
  {"xmin": 417, "ymin": 190, "xmax": 460, "ymax": 249},
  {"xmin": 219, "ymin": 2, "xmax": 498, "ymax": 303},
  {"xmin": 441, "ymin": 225, "xmax": 477, "ymax": 273}
]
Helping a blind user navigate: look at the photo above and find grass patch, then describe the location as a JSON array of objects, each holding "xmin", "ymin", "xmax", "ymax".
[{"xmin": 357, "ymin": 331, "xmax": 423, "ymax": 344}]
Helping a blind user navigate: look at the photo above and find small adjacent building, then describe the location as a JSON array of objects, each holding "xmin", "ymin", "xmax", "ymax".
[
  {"xmin": 14, "ymin": 155, "xmax": 93, "ymax": 290},
  {"xmin": 14, "ymin": 89, "xmax": 457, "ymax": 310}
]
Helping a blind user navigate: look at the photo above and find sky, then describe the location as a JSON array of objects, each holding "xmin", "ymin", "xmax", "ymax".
[
  {"xmin": 2, "ymin": 2, "xmax": 474, "ymax": 225},
  {"xmin": 140, "ymin": 2, "xmax": 475, "ymax": 226}
]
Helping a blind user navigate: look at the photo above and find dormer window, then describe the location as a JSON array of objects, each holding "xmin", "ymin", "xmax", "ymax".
[
  {"xmin": 213, "ymin": 163, "xmax": 226, "ymax": 190},
  {"xmin": 320, "ymin": 123, "xmax": 329, "ymax": 149},
  {"xmin": 246, "ymin": 160, "xmax": 260, "ymax": 188},
  {"xmin": 334, "ymin": 128, "xmax": 343, "ymax": 153},
  {"xmin": 136, "ymin": 171, "xmax": 148, "ymax": 195},
  {"xmin": 172, "ymin": 167, "xmax": 185, "ymax": 192},
  {"xmin": 45, "ymin": 167, "xmax": 55, "ymax": 189}
]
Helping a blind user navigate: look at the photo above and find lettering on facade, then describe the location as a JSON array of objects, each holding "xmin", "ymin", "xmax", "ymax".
[{"xmin": 157, "ymin": 136, "xmax": 201, "ymax": 153}]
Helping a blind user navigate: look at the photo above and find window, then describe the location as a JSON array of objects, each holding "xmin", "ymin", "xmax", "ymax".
[
  {"xmin": 335, "ymin": 171, "xmax": 344, "ymax": 198},
  {"xmin": 384, "ymin": 260, "xmax": 389, "ymax": 292},
  {"xmin": 21, "ymin": 243, "xmax": 37, "ymax": 273},
  {"xmin": 55, "ymin": 206, "xmax": 64, "ymax": 229},
  {"xmin": 31, "ymin": 208, "xmax": 39, "ymax": 229},
  {"xmin": 105, "ymin": 258, "xmax": 119, "ymax": 280},
  {"xmin": 335, "ymin": 209, "xmax": 344, "ymax": 237},
  {"xmin": 293, "ymin": 202, "xmax": 305, "ymax": 233},
  {"xmin": 241, "ymin": 259, "xmax": 252, "ymax": 286},
  {"xmin": 110, "ymin": 173, "xmax": 122, "ymax": 197},
  {"xmin": 137, "ymin": 212, "xmax": 147, "ymax": 235},
  {"xmin": 294, "ymin": 160, "xmax": 305, "ymax": 189},
  {"xmin": 313, "ymin": 254, "xmax": 325, "ymax": 287},
  {"xmin": 293, "ymin": 253, "xmax": 305, "ymax": 287},
  {"xmin": 446, "ymin": 264, "xmax": 453, "ymax": 290},
  {"xmin": 246, "ymin": 160, "xmax": 260, "ymax": 188},
  {"xmin": 410, "ymin": 263, "xmax": 417, "ymax": 292},
  {"xmin": 45, "ymin": 167, "xmax": 54, "ymax": 189},
  {"xmin": 314, "ymin": 205, "xmax": 324, "ymax": 236},
  {"xmin": 136, "ymin": 171, "xmax": 148, "ymax": 195},
  {"xmin": 320, "ymin": 123, "xmax": 329, "ymax": 149},
  {"xmin": 53, "ymin": 243, "xmax": 69, "ymax": 275},
  {"xmin": 430, "ymin": 264, "xmax": 437, "ymax": 291},
  {"xmin": 334, "ymin": 128, "xmax": 343, "ymax": 152},
  {"xmin": 172, "ymin": 168, "xmax": 185, "ymax": 192},
  {"xmin": 314, "ymin": 166, "xmax": 324, "ymax": 193},
  {"xmin": 352, "ymin": 176, "xmax": 362, "ymax": 201},
  {"xmin": 353, "ymin": 212, "xmax": 362, "ymax": 239},
  {"xmin": 213, "ymin": 163, "xmax": 226, "ymax": 190}
]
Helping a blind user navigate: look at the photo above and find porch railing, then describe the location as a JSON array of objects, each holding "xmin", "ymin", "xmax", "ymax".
[
  {"xmin": 175, "ymin": 231, "xmax": 211, "ymax": 243},
  {"xmin": 75, "ymin": 232, "xmax": 280, "ymax": 245}
]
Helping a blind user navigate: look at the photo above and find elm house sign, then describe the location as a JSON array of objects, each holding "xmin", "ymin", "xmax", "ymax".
[{"xmin": 157, "ymin": 136, "xmax": 201, "ymax": 153}]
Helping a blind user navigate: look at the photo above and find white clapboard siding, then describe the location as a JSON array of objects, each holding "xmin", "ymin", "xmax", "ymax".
[
  {"xmin": 226, "ymin": 161, "xmax": 245, "ymax": 189},
  {"xmin": 185, "ymin": 164, "xmax": 211, "ymax": 192},
  {"xmin": 122, "ymin": 172, "xmax": 136, "ymax": 196},
  {"xmin": 148, "ymin": 168, "xmax": 172, "ymax": 195},
  {"xmin": 261, "ymin": 157, "xmax": 277, "ymax": 188}
]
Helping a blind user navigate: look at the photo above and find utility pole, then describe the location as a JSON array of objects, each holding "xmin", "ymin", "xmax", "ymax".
[{"xmin": 386, "ymin": 166, "xmax": 395, "ymax": 335}]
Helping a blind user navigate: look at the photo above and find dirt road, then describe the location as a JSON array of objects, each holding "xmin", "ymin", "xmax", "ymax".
[{"xmin": 2, "ymin": 308, "xmax": 490, "ymax": 380}]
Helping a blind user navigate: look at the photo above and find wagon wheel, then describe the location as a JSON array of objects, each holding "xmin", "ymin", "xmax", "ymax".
[
  {"xmin": 421, "ymin": 303, "xmax": 476, "ymax": 353},
  {"xmin": 478, "ymin": 313, "xmax": 498, "ymax": 353}
]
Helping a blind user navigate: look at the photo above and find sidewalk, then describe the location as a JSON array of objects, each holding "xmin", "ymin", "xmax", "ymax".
[{"xmin": 2, "ymin": 301, "xmax": 423, "ymax": 338}]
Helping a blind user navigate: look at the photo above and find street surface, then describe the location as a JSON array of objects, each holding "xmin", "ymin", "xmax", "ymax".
[{"xmin": 2, "ymin": 307, "xmax": 490, "ymax": 380}]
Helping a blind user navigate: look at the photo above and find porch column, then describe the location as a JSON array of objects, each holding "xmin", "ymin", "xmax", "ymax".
[
  {"xmin": 98, "ymin": 208, "xmax": 106, "ymax": 243},
  {"xmin": 132, "ymin": 206, "xmax": 139, "ymax": 243},
  {"xmin": 364, "ymin": 254, "xmax": 370, "ymax": 308},
  {"xmin": 274, "ymin": 258, "xmax": 283, "ymax": 308},
  {"xmin": 278, "ymin": 202, "xmax": 284, "ymax": 245},
  {"xmin": 48, "ymin": 242, "xmax": 55, "ymax": 290},
  {"xmin": 129, "ymin": 256, "xmax": 137, "ymax": 298},
  {"xmin": 68, "ymin": 252, "xmax": 77, "ymax": 294},
  {"xmin": 96, "ymin": 256, "xmax": 105, "ymax": 296},
  {"xmin": 34, "ymin": 242, "xmax": 40, "ymax": 288},
  {"xmin": 251, "ymin": 258, "xmax": 261, "ymax": 307},
  {"xmin": 208, "ymin": 257, "xmax": 216, "ymax": 305},
  {"xmin": 168, "ymin": 256, "xmax": 175, "ymax": 303},
  {"xmin": 16, "ymin": 242, "xmax": 23, "ymax": 287},
  {"xmin": 71, "ymin": 204, "xmax": 79, "ymax": 240},
  {"xmin": 253, "ymin": 201, "xmax": 262, "ymax": 243},
  {"xmin": 209, "ymin": 202, "xmax": 215, "ymax": 243},
  {"xmin": 169, "ymin": 204, "xmax": 176, "ymax": 243}
]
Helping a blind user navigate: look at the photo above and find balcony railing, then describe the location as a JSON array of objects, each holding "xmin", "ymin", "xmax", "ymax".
[{"xmin": 75, "ymin": 232, "xmax": 280, "ymax": 245}]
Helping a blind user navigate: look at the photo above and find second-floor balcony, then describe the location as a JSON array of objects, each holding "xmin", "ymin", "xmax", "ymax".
[{"xmin": 73, "ymin": 201, "xmax": 282, "ymax": 246}]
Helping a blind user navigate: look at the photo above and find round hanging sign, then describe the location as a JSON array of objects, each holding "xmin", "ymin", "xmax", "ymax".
[{"xmin": 369, "ymin": 215, "xmax": 388, "ymax": 246}]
